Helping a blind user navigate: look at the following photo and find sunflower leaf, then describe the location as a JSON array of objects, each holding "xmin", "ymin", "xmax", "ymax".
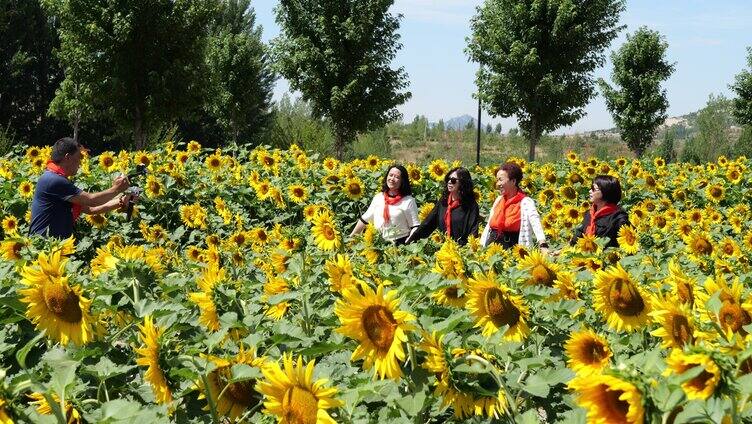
[
  {"xmin": 230, "ymin": 364, "xmax": 262, "ymax": 382},
  {"xmin": 16, "ymin": 331, "xmax": 46, "ymax": 369}
]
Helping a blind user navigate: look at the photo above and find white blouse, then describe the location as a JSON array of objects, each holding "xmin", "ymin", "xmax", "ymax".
[
  {"xmin": 361, "ymin": 194, "xmax": 420, "ymax": 241},
  {"xmin": 480, "ymin": 196, "xmax": 547, "ymax": 248}
]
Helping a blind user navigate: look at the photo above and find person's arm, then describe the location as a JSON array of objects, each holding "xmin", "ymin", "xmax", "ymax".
[
  {"xmin": 406, "ymin": 202, "xmax": 438, "ymax": 243},
  {"xmin": 81, "ymin": 194, "xmax": 129, "ymax": 215},
  {"xmin": 480, "ymin": 196, "xmax": 500, "ymax": 247},
  {"xmin": 525, "ymin": 199, "xmax": 548, "ymax": 247},
  {"xmin": 405, "ymin": 197, "xmax": 421, "ymax": 238},
  {"xmin": 70, "ymin": 175, "xmax": 129, "ymax": 207}
]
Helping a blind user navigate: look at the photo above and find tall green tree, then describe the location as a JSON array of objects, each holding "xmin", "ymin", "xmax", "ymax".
[
  {"xmin": 0, "ymin": 0, "xmax": 67, "ymax": 145},
  {"xmin": 272, "ymin": 0, "xmax": 410, "ymax": 159},
  {"xmin": 204, "ymin": 0, "xmax": 275, "ymax": 145},
  {"xmin": 467, "ymin": 0, "xmax": 625, "ymax": 161},
  {"xmin": 731, "ymin": 47, "xmax": 752, "ymax": 126},
  {"xmin": 599, "ymin": 27, "xmax": 674, "ymax": 157},
  {"xmin": 44, "ymin": 0, "xmax": 217, "ymax": 149}
]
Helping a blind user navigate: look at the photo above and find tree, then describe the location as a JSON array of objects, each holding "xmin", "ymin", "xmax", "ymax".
[
  {"xmin": 485, "ymin": 123, "xmax": 493, "ymax": 133},
  {"xmin": 272, "ymin": 0, "xmax": 410, "ymax": 159},
  {"xmin": 436, "ymin": 119, "xmax": 445, "ymax": 133},
  {"xmin": 0, "ymin": 0, "xmax": 67, "ymax": 145},
  {"xmin": 731, "ymin": 47, "xmax": 752, "ymax": 126},
  {"xmin": 599, "ymin": 27, "xmax": 674, "ymax": 157},
  {"xmin": 657, "ymin": 128, "xmax": 676, "ymax": 163},
  {"xmin": 204, "ymin": 0, "xmax": 276, "ymax": 145},
  {"xmin": 467, "ymin": 0, "xmax": 625, "ymax": 161},
  {"xmin": 494, "ymin": 123, "xmax": 502, "ymax": 134},
  {"xmin": 680, "ymin": 95, "xmax": 735, "ymax": 163},
  {"xmin": 45, "ymin": 0, "xmax": 217, "ymax": 149}
]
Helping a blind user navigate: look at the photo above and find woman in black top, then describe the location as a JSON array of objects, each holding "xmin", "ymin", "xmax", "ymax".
[
  {"xmin": 407, "ymin": 167, "xmax": 480, "ymax": 246},
  {"xmin": 571, "ymin": 175, "xmax": 629, "ymax": 248}
]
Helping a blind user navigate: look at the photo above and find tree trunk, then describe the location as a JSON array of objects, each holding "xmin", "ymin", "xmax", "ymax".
[
  {"xmin": 72, "ymin": 112, "xmax": 80, "ymax": 143},
  {"xmin": 528, "ymin": 118, "xmax": 539, "ymax": 162},
  {"xmin": 134, "ymin": 107, "xmax": 145, "ymax": 150},
  {"xmin": 334, "ymin": 132, "xmax": 345, "ymax": 161}
]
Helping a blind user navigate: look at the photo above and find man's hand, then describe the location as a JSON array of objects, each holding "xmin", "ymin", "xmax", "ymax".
[{"xmin": 112, "ymin": 175, "xmax": 130, "ymax": 193}]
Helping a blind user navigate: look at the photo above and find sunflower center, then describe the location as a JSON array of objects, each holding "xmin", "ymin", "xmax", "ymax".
[
  {"xmin": 322, "ymin": 225, "xmax": 335, "ymax": 241},
  {"xmin": 687, "ymin": 369, "xmax": 714, "ymax": 392},
  {"xmin": 603, "ymin": 388, "xmax": 629, "ymax": 420},
  {"xmin": 607, "ymin": 278, "xmax": 645, "ymax": 317},
  {"xmin": 445, "ymin": 286, "xmax": 460, "ymax": 299},
  {"xmin": 484, "ymin": 288, "xmax": 520, "ymax": 328},
  {"xmin": 362, "ymin": 305, "xmax": 397, "ymax": 351},
  {"xmin": 226, "ymin": 378, "xmax": 261, "ymax": 407},
  {"xmin": 283, "ymin": 386, "xmax": 318, "ymax": 424},
  {"xmin": 676, "ymin": 282, "xmax": 694, "ymax": 307},
  {"xmin": 719, "ymin": 302, "xmax": 751, "ymax": 334},
  {"xmin": 531, "ymin": 264, "xmax": 556, "ymax": 286},
  {"xmin": 692, "ymin": 238, "xmax": 713, "ymax": 255},
  {"xmin": 710, "ymin": 187, "xmax": 722, "ymax": 198},
  {"xmin": 583, "ymin": 340, "xmax": 608, "ymax": 364},
  {"xmin": 670, "ymin": 314, "xmax": 693, "ymax": 346},
  {"xmin": 43, "ymin": 282, "xmax": 83, "ymax": 323}
]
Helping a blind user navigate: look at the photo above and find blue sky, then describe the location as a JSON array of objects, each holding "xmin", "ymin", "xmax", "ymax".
[{"xmin": 252, "ymin": 0, "xmax": 752, "ymax": 133}]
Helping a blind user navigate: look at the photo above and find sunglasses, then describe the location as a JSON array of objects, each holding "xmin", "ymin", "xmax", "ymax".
[{"xmin": 447, "ymin": 177, "xmax": 458, "ymax": 184}]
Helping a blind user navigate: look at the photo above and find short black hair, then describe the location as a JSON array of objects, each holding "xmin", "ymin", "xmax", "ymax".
[
  {"xmin": 381, "ymin": 164, "xmax": 412, "ymax": 196},
  {"xmin": 50, "ymin": 137, "xmax": 81, "ymax": 163},
  {"xmin": 593, "ymin": 175, "xmax": 622, "ymax": 204},
  {"xmin": 441, "ymin": 167, "xmax": 476, "ymax": 208}
]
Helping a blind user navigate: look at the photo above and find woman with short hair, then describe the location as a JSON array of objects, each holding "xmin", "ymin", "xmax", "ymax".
[
  {"xmin": 350, "ymin": 164, "xmax": 419, "ymax": 244},
  {"xmin": 570, "ymin": 175, "xmax": 629, "ymax": 248},
  {"xmin": 407, "ymin": 167, "xmax": 480, "ymax": 246},
  {"xmin": 480, "ymin": 162, "xmax": 548, "ymax": 250}
]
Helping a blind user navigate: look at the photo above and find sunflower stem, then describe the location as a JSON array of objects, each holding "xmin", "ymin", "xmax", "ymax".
[
  {"xmin": 132, "ymin": 278, "xmax": 140, "ymax": 305},
  {"xmin": 192, "ymin": 358, "xmax": 220, "ymax": 424}
]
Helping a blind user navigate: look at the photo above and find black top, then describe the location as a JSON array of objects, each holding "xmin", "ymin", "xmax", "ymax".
[
  {"xmin": 409, "ymin": 200, "xmax": 480, "ymax": 246},
  {"xmin": 30, "ymin": 170, "xmax": 83, "ymax": 238},
  {"xmin": 571, "ymin": 206, "xmax": 630, "ymax": 248}
]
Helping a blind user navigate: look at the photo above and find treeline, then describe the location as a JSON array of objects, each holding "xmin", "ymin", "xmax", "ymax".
[{"xmin": 2, "ymin": 0, "xmax": 752, "ymax": 162}]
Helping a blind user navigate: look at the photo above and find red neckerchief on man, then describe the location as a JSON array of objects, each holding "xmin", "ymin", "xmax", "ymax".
[
  {"xmin": 382, "ymin": 191, "xmax": 402, "ymax": 224},
  {"xmin": 585, "ymin": 203, "xmax": 618, "ymax": 236},
  {"xmin": 444, "ymin": 197, "xmax": 461, "ymax": 236},
  {"xmin": 47, "ymin": 160, "xmax": 82, "ymax": 222}
]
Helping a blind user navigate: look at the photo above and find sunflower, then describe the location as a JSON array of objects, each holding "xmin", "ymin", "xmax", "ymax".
[
  {"xmin": 551, "ymin": 271, "xmax": 580, "ymax": 301},
  {"xmin": 593, "ymin": 264, "xmax": 652, "ymax": 332},
  {"xmin": 1, "ymin": 239, "xmax": 26, "ymax": 260},
  {"xmin": 187, "ymin": 140, "xmax": 202, "ymax": 154},
  {"xmin": 685, "ymin": 231, "xmax": 714, "ymax": 258},
  {"xmin": 617, "ymin": 225, "xmax": 639, "ymax": 254},
  {"xmin": 466, "ymin": 270, "xmax": 530, "ymax": 341},
  {"xmin": 662, "ymin": 263, "xmax": 695, "ymax": 309},
  {"xmin": 135, "ymin": 315, "xmax": 173, "ymax": 404},
  {"xmin": 568, "ymin": 373, "xmax": 644, "ymax": 424},
  {"xmin": 431, "ymin": 285, "xmax": 467, "ymax": 308},
  {"xmin": 564, "ymin": 329, "xmax": 612, "ymax": 375},
  {"xmin": 418, "ymin": 203, "xmax": 434, "ymax": 221},
  {"xmin": 418, "ymin": 332, "xmax": 507, "ymax": 419},
  {"xmin": 432, "ymin": 239, "xmax": 466, "ymax": 281},
  {"xmin": 718, "ymin": 237, "xmax": 740, "ymax": 258},
  {"xmin": 575, "ymin": 234, "xmax": 600, "ymax": 254},
  {"xmin": 343, "ymin": 177, "xmax": 364, "ymax": 200},
  {"xmin": 311, "ymin": 211, "xmax": 341, "ymax": 251},
  {"xmin": 98, "ymin": 151, "xmax": 117, "ymax": 171},
  {"xmin": 649, "ymin": 298, "xmax": 695, "ymax": 349},
  {"xmin": 324, "ymin": 254, "xmax": 354, "ymax": 292},
  {"xmin": 287, "ymin": 184, "xmax": 308, "ymax": 204},
  {"xmin": 263, "ymin": 275, "xmax": 290, "ymax": 320},
  {"xmin": 84, "ymin": 213, "xmax": 107, "ymax": 229},
  {"xmin": 406, "ymin": 164, "xmax": 422, "ymax": 184},
  {"xmin": 145, "ymin": 175, "xmax": 164, "ymax": 198},
  {"xmin": 518, "ymin": 250, "xmax": 559, "ymax": 287},
  {"xmin": 179, "ymin": 203, "xmax": 208, "ymax": 229},
  {"xmin": 705, "ymin": 184, "xmax": 725, "ymax": 203},
  {"xmin": 1, "ymin": 216, "xmax": 18, "ymax": 235},
  {"xmin": 18, "ymin": 181, "xmax": 34, "ymax": 198},
  {"xmin": 428, "ymin": 159, "xmax": 449, "ymax": 181},
  {"xmin": 198, "ymin": 347, "xmax": 266, "ymax": 420},
  {"xmin": 664, "ymin": 349, "xmax": 721, "ymax": 400},
  {"xmin": 28, "ymin": 392, "xmax": 81, "ymax": 423},
  {"xmin": 256, "ymin": 353, "xmax": 342, "ymax": 424},
  {"xmin": 19, "ymin": 251, "xmax": 94, "ymax": 345},
  {"xmin": 0, "ymin": 398, "xmax": 11, "ymax": 424},
  {"xmin": 188, "ymin": 265, "xmax": 226, "ymax": 332},
  {"xmin": 697, "ymin": 277, "xmax": 752, "ymax": 339},
  {"xmin": 335, "ymin": 283, "xmax": 415, "ymax": 380}
]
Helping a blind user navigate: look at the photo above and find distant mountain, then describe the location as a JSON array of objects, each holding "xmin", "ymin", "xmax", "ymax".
[{"xmin": 445, "ymin": 114, "xmax": 475, "ymax": 130}]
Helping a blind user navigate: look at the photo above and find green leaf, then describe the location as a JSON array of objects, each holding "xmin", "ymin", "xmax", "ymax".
[
  {"xmin": 522, "ymin": 373, "xmax": 551, "ymax": 398},
  {"xmin": 16, "ymin": 331, "xmax": 46, "ymax": 369},
  {"xmin": 396, "ymin": 389, "xmax": 426, "ymax": 416},
  {"xmin": 230, "ymin": 364, "xmax": 262, "ymax": 383}
]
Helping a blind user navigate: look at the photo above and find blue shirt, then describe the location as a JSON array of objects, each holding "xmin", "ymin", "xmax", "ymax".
[{"xmin": 29, "ymin": 170, "xmax": 83, "ymax": 238}]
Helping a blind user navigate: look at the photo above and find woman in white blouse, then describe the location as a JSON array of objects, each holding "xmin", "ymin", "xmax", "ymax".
[
  {"xmin": 350, "ymin": 165, "xmax": 420, "ymax": 244},
  {"xmin": 480, "ymin": 162, "xmax": 548, "ymax": 252}
]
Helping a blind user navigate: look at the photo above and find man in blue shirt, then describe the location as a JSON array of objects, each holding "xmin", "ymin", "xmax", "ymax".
[{"xmin": 30, "ymin": 137, "xmax": 131, "ymax": 238}]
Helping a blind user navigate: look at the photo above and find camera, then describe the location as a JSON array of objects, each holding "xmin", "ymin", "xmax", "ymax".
[{"xmin": 125, "ymin": 164, "xmax": 147, "ymax": 221}]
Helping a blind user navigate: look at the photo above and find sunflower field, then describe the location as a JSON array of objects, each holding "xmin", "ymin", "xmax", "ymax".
[{"xmin": 1, "ymin": 142, "xmax": 752, "ymax": 424}]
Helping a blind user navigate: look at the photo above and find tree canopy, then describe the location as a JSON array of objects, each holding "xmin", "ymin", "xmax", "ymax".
[
  {"xmin": 467, "ymin": 0, "xmax": 625, "ymax": 161},
  {"xmin": 731, "ymin": 47, "xmax": 752, "ymax": 127}
]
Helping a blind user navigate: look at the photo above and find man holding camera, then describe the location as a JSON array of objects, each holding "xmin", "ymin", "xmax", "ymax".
[{"xmin": 29, "ymin": 137, "xmax": 135, "ymax": 239}]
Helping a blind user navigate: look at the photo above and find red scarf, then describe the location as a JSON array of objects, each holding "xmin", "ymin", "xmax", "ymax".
[
  {"xmin": 444, "ymin": 197, "xmax": 460, "ymax": 236},
  {"xmin": 586, "ymin": 203, "xmax": 618, "ymax": 236},
  {"xmin": 489, "ymin": 190, "xmax": 526, "ymax": 232},
  {"xmin": 382, "ymin": 191, "xmax": 402, "ymax": 223},
  {"xmin": 47, "ymin": 160, "xmax": 82, "ymax": 222}
]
